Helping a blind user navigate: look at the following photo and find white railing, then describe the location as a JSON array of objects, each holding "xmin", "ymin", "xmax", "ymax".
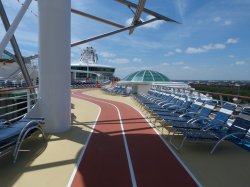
[
  {"xmin": 0, "ymin": 87, "xmax": 38, "ymax": 123},
  {"xmin": 151, "ymin": 85, "xmax": 250, "ymax": 107}
]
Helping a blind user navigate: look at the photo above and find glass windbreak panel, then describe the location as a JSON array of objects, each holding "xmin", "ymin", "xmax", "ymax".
[
  {"xmin": 133, "ymin": 71, "xmax": 144, "ymax": 81},
  {"xmin": 143, "ymin": 71, "xmax": 153, "ymax": 81}
]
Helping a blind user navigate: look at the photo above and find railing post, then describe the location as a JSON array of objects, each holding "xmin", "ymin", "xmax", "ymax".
[
  {"xmin": 27, "ymin": 89, "xmax": 31, "ymax": 112},
  {"xmin": 197, "ymin": 92, "xmax": 201, "ymax": 99},
  {"xmin": 219, "ymin": 95, "xmax": 224, "ymax": 105}
]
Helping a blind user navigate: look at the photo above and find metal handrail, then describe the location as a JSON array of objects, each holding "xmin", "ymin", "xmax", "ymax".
[
  {"xmin": 152, "ymin": 85, "xmax": 250, "ymax": 103},
  {"xmin": 0, "ymin": 94, "xmax": 26, "ymax": 101},
  {"xmin": 0, "ymin": 86, "xmax": 38, "ymax": 122},
  {"xmin": 0, "ymin": 107, "xmax": 27, "ymax": 118},
  {"xmin": 196, "ymin": 90, "xmax": 250, "ymax": 101},
  {"xmin": 0, "ymin": 86, "xmax": 37, "ymax": 93},
  {"xmin": 0, "ymin": 100, "xmax": 27, "ymax": 110}
]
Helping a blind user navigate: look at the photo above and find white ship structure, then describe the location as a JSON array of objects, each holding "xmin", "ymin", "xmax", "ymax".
[
  {"xmin": 71, "ymin": 47, "xmax": 115, "ymax": 82},
  {"xmin": 0, "ymin": 47, "xmax": 115, "ymax": 85}
]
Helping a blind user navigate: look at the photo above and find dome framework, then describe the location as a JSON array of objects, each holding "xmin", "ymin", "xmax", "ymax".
[{"xmin": 122, "ymin": 70, "xmax": 170, "ymax": 82}]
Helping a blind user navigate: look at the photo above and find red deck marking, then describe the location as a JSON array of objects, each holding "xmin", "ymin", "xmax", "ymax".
[
  {"xmin": 71, "ymin": 90, "xmax": 198, "ymax": 187},
  {"xmin": 71, "ymin": 90, "xmax": 132, "ymax": 187},
  {"xmin": 114, "ymin": 102, "xmax": 198, "ymax": 187}
]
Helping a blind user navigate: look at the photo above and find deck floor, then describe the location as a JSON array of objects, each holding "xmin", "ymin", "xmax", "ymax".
[{"xmin": 0, "ymin": 89, "xmax": 249, "ymax": 187}]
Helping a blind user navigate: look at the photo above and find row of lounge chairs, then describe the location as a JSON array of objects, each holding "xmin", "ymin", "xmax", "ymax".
[
  {"xmin": 0, "ymin": 117, "xmax": 45, "ymax": 163},
  {"xmin": 102, "ymin": 86, "xmax": 129, "ymax": 96},
  {"xmin": 71, "ymin": 81, "xmax": 96, "ymax": 89},
  {"xmin": 133, "ymin": 88, "xmax": 250, "ymax": 153}
]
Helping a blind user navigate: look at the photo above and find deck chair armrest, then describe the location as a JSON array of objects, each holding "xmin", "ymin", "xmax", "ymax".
[
  {"xmin": 0, "ymin": 119, "xmax": 12, "ymax": 128},
  {"xmin": 202, "ymin": 123, "xmax": 228, "ymax": 131},
  {"xmin": 191, "ymin": 117, "xmax": 211, "ymax": 124},
  {"xmin": 162, "ymin": 103, "xmax": 173, "ymax": 107},
  {"xmin": 21, "ymin": 118, "xmax": 45, "ymax": 124},
  {"xmin": 176, "ymin": 107, "xmax": 187, "ymax": 113},
  {"xmin": 171, "ymin": 108, "xmax": 183, "ymax": 114},
  {"xmin": 179, "ymin": 112, "xmax": 196, "ymax": 118},
  {"xmin": 165, "ymin": 105, "xmax": 178, "ymax": 110},
  {"xmin": 23, "ymin": 117, "xmax": 44, "ymax": 121},
  {"xmin": 218, "ymin": 132, "xmax": 248, "ymax": 142}
]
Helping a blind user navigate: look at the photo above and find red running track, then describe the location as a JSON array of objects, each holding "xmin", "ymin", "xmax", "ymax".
[{"xmin": 70, "ymin": 90, "xmax": 199, "ymax": 187}]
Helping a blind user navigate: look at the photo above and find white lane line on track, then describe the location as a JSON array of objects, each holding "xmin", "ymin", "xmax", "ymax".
[
  {"xmin": 71, "ymin": 92, "xmax": 137, "ymax": 187},
  {"xmin": 67, "ymin": 95, "xmax": 101, "ymax": 187},
  {"xmin": 127, "ymin": 100, "xmax": 202, "ymax": 187}
]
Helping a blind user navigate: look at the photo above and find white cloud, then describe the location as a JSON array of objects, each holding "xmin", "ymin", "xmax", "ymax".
[
  {"xmin": 183, "ymin": 66, "xmax": 191, "ymax": 69},
  {"xmin": 99, "ymin": 51, "xmax": 116, "ymax": 58},
  {"xmin": 141, "ymin": 15, "xmax": 164, "ymax": 29},
  {"xmin": 175, "ymin": 48, "xmax": 182, "ymax": 53},
  {"xmin": 161, "ymin": 61, "xmax": 185, "ymax": 66},
  {"xmin": 223, "ymin": 20, "xmax": 232, "ymax": 26},
  {"xmin": 172, "ymin": 61, "xmax": 184, "ymax": 65},
  {"xmin": 203, "ymin": 43, "xmax": 225, "ymax": 50},
  {"xmin": 186, "ymin": 47, "xmax": 206, "ymax": 54},
  {"xmin": 214, "ymin": 17, "xmax": 222, "ymax": 22},
  {"xmin": 164, "ymin": 51, "xmax": 174, "ymax": 56},
  {"xmin": 132, "ymin": 58, "xmax": 142, "ymax": 63},
  {"xmin": 125, "ymin": 18, "xmax": 133, "ymax": 26},
  {"xmin": 179, "ymin": 33, "xmax": 190, "ymax": 38},
  {"xmin": 174, "ymin": 0, "xmax": 187, "ymax": 21},
  {"xmin": 213, "ymin": 16, "xmax": 232, "ymax": 26},
  {"xmin": 186, "ymin": 43, "xmax": 226, "ymax": 54},
  {"xmin": 109, "ymin": 58, "xmax": 130, "ymax": 64},
  {"xmin": 186, "ymin": 39, "xmax": 237, "ymax": 55},
  {"xmin": 228, "ymin": 55, "xmax": 235, "ymax": 58},
  {"xmin": 226, "ymin": 38, "xmax": 239, "ymax": 44},
  {"xmin": 235, "ymin": 61, "xmax": 246, "ymax": 65},
  {"xmin": 161, "ymin": 62, "xmax": 170, "ymax": 66}
]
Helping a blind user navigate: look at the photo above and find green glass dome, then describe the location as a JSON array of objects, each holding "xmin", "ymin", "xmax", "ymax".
[{"xmin": 122, "ymin": 70, "xmax": 170, "ymax": 82}]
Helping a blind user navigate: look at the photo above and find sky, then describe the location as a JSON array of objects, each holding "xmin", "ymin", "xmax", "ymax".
[{"xmin": 1, "ymin": 0, "xmax": 250, "ymax": 80}]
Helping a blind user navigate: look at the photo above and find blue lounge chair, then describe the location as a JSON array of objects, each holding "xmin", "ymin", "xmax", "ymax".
[
  {"xmin": 158, "ymin": 99, "xmax": 205, "ymax": 125},
  {"xmin": 0, "ymin": 117, "xmax": 45, "ymax": 163},
  {"xmin": 149, "ymin": 95, "xmax": 188, "ymax": 112},
  {"xmin": 170, "ymin": 117, "xmax": 250, "ymax": 154},
  {"xmin": 160, "ymin": 100, "xmax": 218, "ymax": 136},
  {"xmin": 169, "ymin": 100, "xmax": 222, "ymax": 131}
]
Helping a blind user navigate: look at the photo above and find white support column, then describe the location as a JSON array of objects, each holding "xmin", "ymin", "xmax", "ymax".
[{"xmin": 38, "ymin": 0, "xmax": 71, "ymax": 133}]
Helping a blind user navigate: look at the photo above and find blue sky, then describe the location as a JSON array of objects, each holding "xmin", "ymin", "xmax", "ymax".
[{"xmin": 1, "ymin": 0, "xmax": 250, "ymax": 80}]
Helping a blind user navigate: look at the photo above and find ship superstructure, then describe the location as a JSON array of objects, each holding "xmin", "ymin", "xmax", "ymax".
[{"xmin": 71, "ymin": 47, "xmax": 115, "ymax": 81}]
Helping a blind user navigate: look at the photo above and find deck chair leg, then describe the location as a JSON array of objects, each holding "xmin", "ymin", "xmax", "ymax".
[
  {"xmin": 13, "ymin": 127, "xmax": 46, "ymax": 163},
  {"xmin": 166, "ymin": 125, "xmax": 176, "ymax": 137},
  {"xmin": 210, "ymin": 135, "xmax": 231, "ymax": 154},
  {"xmin": 170, "ymin": 134, "xmax": 186, "ymax": 150}
]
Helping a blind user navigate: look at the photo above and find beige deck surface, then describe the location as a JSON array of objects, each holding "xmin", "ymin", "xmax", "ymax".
[
  {"xmin": 0, "ymin": 88, "xmax": 249, "ymax": 187},
  {"xmin": 0, "ymin": 95, "xmax": 100, "ymax": 187}
]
